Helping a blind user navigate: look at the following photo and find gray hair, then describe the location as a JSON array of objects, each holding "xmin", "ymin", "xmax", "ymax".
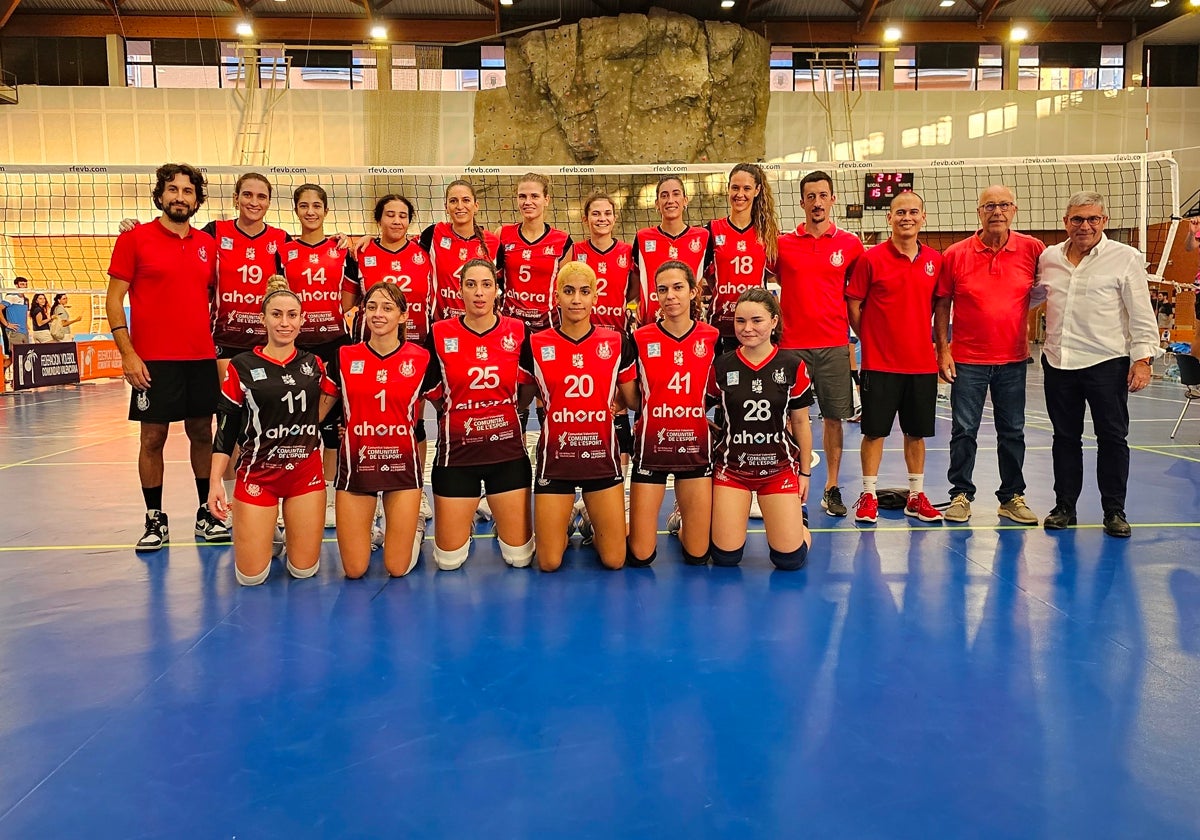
[{"xmin": 1065, "ymin": 191, "xmax": 1107, "ymax": 215}]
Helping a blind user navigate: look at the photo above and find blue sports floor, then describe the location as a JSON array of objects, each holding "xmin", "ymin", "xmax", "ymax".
[{"xmin": 2, "ymin": 360, "xmax": 1199, "ymax": 839}]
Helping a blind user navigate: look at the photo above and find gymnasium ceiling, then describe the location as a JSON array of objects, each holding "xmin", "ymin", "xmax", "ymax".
[{"xmin": 2, "ymin": 0, "xmax": 1197, "ymax": 46}]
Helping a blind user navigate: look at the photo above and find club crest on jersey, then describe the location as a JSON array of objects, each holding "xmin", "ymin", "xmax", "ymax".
[
  {"xmin": 444, "ymin": 337, "xmax": 459, "ymax": 353},
  {"xmin": 251, "ymin": 368, "xmax": 267, "ymax": 381},
  {"xmin": 401, "ymin": 360, "xmax": 415, "ymax": 378},
  {"xmin": 440, "ymin": 237, "xmax": 451, "ymax": 250},
  {"xmin": 136, "ymin": 391, "xmax": 150, "ymax": 412},
  {"xmin": 541, "ymin": 345, "xmax": 555, "ymax": 362},
  {"xmin": 308, "ymin": 254, "xmax": 319, "ymax": 265},
  {"xmin": 573, "ymin": 353, "xmax": 585, "ymax": 368},
  {"xmin": 364, "ymin": 256, "xmax": 377, "ymax": 268},
  {"xmin": 476, "ymin": 346, "xmax": 489, "ymax": 361},
  {"xmin": 726, "ymin": 371, "xmax": 739, "ymax": 386},
  {"xmin": 350, "ymin": 360, "xmax": 365, "ymax": 374},
  {"xmin": 198, "ymin": 247, "xmax": 209, "ymax": 262},
  {"xmin": 245, "ymin": 483, "xmax": 261, "ymax": 497},
  {"xmin": 301, "ymin": 362, "xmax": 314, "ymax": 376},
  {"xmin": 752, "ymin": 379, "xmax": 763, "ymax": 394},
  {"xmin": 596, "ymin": 342, "xmax": 612, "ymax": 360},
  {"xmin": 326, "ymin": 248, "xmax": 339, "ymax": 260},
  {"xmin": 715, "ymin": 235, "xmax": 726, "ymax": 246},
  {"xmin": 668, "ymin": 247, "xmax": 678, "ymax": 259},
  {"xmin": 542, "ymin": 246, "xmax": 556, "ymax": 256},
  {"xmin": 773, "ymin": 368, "xmax": 787, "ymax": 384},
  {"xmin": 376, "ymin": 369, "xmax": 388, "ymax": 383},
  {"xmin": 458, "ymin": 248, "xmax": 469, "ymax": 261},
  {"xmin": 618, "ymin": 255, "xmax": 628, "ymax": 268},
  {"xmin": 693, "ymin": 340, "xmax": 707, "ymax": 358},
  {"xmin": 522, "ymin": 249, "xmax": 532, "ymax": 260},
  {"xmin": 597, "ymin": 262, "xmax": 607, "ymax": 274},
  {"xmin": 673, "ymin": 349, "xmax": 684, "ymax": 365},
  {"xmin": 268, "ymin": 241, "xmax": 278, "ymax": 255},
  {"xmin": 925, "ymin": 261, "xmax": 936, "ymax": 276},
  {"xmin": 245, "ymin": 247, "xmax": 256, "ymax": 261},
  {"xmin": 689, "ymin": 239, "xmax": 703, "ymax": 253},
  {"xmin": 220, "ymin": 237, "xmax": 234, "ymax": 250},
  {"xmin": 737, "ymin": 240, "xmax": 747, "ymax": 253},
  {"xmin": 391, "ymin": 261, "xmax": 402, "ymax": 272},
  {"xmin": 830, "ymin": 250, "xmax": 844, "ymax": 267},
  {"xmin": 288, "ymin": 249, "xmax": 299, "ymax": 261},
  {"xmin": 412, "ymin": 252, "xmax": 425, "ymax": 265},
  {"xmin": 501, "ymin": 333, "xmax": 517, "ymax": 352},
  {"xmin": 647, "ymin": 342, "xmax": 661, "ymax": 358},
  {"xmin": 282, "ymin": 374, "xmax": 296, "ymax": 385}
]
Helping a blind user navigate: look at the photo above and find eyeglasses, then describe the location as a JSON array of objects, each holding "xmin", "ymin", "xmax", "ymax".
[
  {"xmin": 1067, "ymin": 215, "xmax": 1107, "ymax": 227},
  {"xmin": 979, "ymin": 202, "xmax": 1014, "ymax": 213}
]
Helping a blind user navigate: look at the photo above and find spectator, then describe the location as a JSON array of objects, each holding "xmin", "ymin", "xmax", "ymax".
[
  {"xmin": 29, "ymin": 294, "xmax": 53, "ymax": 343},
  {"xmin": 50, "ymin": 293, "xmax": 81, "ymax": 341}
]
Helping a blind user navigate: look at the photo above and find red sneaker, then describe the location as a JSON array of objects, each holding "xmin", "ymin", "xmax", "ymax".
[
  {"xmin": 905, "ymin": 492, "xmax": 944, "ymax": 523},
  {"xmin": 854, "ymin": 492, "xmax": 878, "ymax": 524}
]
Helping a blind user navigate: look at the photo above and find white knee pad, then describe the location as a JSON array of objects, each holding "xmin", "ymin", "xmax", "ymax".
[
  {"xmin": 236, "ymin": 564, "xmax": 269, "ymax": 586},
  {"xmin": 398, "ymin": 528, "xmax": 424, "ymax": 576},
  {"xmin": 499, "ymin": 535, "xmax": 535, "ymax": 568},
  {"xmin": 287, "ymin": 558, "xmax": 320, "ymax": 579},
  {"xmin": 434, "ymin": 539, "xmax": 470, "ymax": 571}
]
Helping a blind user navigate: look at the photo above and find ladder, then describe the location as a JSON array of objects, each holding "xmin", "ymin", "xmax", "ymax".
[
  {"xmin": 806, "ymin": 51, "xmax": 863, "ymax": 161},
  {"xmin": 232, "ymin": 46, "xmax": 290, "ymax": 166}
]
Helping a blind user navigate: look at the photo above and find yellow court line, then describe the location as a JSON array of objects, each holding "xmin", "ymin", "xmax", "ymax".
[
  {"xmin": 0, "ymin": 432, "xmax": 139, "ymax": 472},
  {"xmin": 1132, "ymin": 445, "xmax": 1200, "ymax": 464}
]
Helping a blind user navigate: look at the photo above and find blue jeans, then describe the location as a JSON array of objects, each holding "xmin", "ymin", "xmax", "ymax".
[{"xmin": 947, "ymin": 361, "xmax": 1028, "ymax": 503}]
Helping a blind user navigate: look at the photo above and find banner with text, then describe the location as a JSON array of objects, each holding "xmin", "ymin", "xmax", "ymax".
[
  {"xmin": 76, "ymin": 339, "xmax": 124, "ymax": 382},
  {"xmin": 12, "ymin": 342, "xmax": 81, "ymax": 390}
]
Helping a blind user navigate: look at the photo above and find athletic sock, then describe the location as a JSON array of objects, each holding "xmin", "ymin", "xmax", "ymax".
[
  {"xmin": 862, "ymin": 476, "xmax": 878, "ymax": 497},
  {"xmin": 196, "ymin": 477, "xmax": 210, "ymax": 506},
  {"xmin": 907, "ymin": 474, "xmax": 923, "ymax": 497},
  {"xmin": 143, "ymin": 485, "xmax": 164, "ymax": 512}
]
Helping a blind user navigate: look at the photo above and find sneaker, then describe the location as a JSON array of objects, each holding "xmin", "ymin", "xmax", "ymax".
[
  {"xmin": 944, "ymin": 493, "xmax": 971, "ymax": 523},
  {"xmin": 475, "ymin": 497, "xmax": 494, "ymax": 523},
  {"xmin": 136, "ymin": 510, "xmax": 169, "ymax": 552},
  {"xmin": 1043, "ymin": 504, "xmax": 1077, "ymax": 530},
  {"xmin": 820, "ymin": 486, "xmax": 848, "ymax": 517},
  {"xmin": 578, "ymin": 501, "xmax": 594, "ymax": 546},
  {"xmin": 998, "ymin": 494, "xmax": 1038, "ymax": 525},
  {"xmin": 905, "ymin": 492, "xmax": 944, "ymax": 523},
  {"xmin": 195, "ymin": 504, "xmax": 232, "ymax": 542},
  {"xmin": 854, "ymin": 493, "xmax": 878, "ymax": 524},
  {"xmin": 666, "ymin": 504, "xmax": 682, "ymax": 536},
  {"xmin": 370, "ymin": 520, "xmax": 385, "ymax": 551},
  {"xmin": 272, "ymin": 525, "xmax": 286, "ymax": 559},
  {"xmin": 1103, "ymin": 509, "xmax": 1131, "ymax": 538},
  {"xmin": 749, "ymin": 493, "xmax": 763, "ymax": 519},
  {"xmin": 419, "ymin": 490, "xmax": 433, "ymax": 522},
  {"xmin": 325, "ymin": 485, "xmax": 337, "ymax": 529},
  {"xmin": 567, "ymin": 498, "xmax": 584, "ymax": 540}
]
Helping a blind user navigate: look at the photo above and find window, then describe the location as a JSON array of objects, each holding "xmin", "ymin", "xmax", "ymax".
[
  {"xmin": 1016, "ymin": 45, "xmax": 1123, "ymax": 91},
  {"xmin": 0, "ymin": 37, "xmax": 107, "ymax": 86}
]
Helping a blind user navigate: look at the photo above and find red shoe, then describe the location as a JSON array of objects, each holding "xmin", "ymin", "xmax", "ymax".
[
  {"xmin": 905, "ymin": 492, "xmax": 944, "ymax": 523},
  {"xmin": 854, "ymin": 492, "xmax": 878, "ymax": 524}
]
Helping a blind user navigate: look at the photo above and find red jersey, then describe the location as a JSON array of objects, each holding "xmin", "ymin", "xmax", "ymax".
[
  {"xmin": 216, "ymin": 347, "xmax": 337, "ymax": 483},
  {"xmin": 496, "ymin": 223, "xmax": 573, "ymax": 331},
  {"xmin": 632, "ymin": 320, "xmax": 719, "ymax": 473},
  {"xmin": 344, "ymin": 239, "xmax": 436, "ymax": 343},
  {"xmin": 708, "ymin": 347, "xmax": 813, "ymax": 480},
  {"xmin": 520, "ymin": 326, "xmax": 637, "ymax": 483},
  {"xmin": 418, "ymin": 222, "xmax": 501, "ymax": 321},
  {"xmin": 204, "ymin": 220, "xmax": 289, "ymax": 350},
  {"xmin": 774, "ymin": 224, "xmax": 865, "ymax": 350},
  {"xmin": 423, "ymin": 315, "xmax": 530, "ymax": 468},
  {"xmin": 629, "ymin": 225, "xmax": 711, "ymax": 325},
  {"xmin": 335, "ymin": 340, "xmax": 430, "ymax": 494},
  {"xmin": 107, "ymin": 219, "xmax": 217, "ymax": 361},
  {"xmin": 277, "ymin": 237, "xmax": 353, "ymax": 345},
  {"xmin": 937, "ymin": 231, "xmax": 1044, "ymax": 365},
  {"xmin": 706, "ymin": 218, "xmax": 768, "ymax": 339},
  {"xmin": 846, "ymin": 240, "xmax": 942, "ymax": 374},
  {"xmin": 573, "ymin": 238, "xmax": 633, "ymax": 331}
]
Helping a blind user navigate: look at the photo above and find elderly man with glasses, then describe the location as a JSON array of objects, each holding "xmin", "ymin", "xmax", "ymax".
[
  {"xmin": 1032, "ymin": 191, "xmax": 1161, "ymax": 537},
  {"xmin": 935, "ymin": 185, "xmax": 1045, "ymax": 525}
]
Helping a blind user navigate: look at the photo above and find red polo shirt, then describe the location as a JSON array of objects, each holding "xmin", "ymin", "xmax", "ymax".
[
  {"xmin": 774, "ymin": 224, "xmax": 865, "ymax": 350},
  {"xmin": 936, "ymin": 230, "xmax": 1045, "ymax": 365},
  {"xmin": 108, "ymin": 219, "xmax": 217, "ymax": 361},
  {"xmin": 846, "ymin": 240, "xmax": 941, "ymax": 374}
]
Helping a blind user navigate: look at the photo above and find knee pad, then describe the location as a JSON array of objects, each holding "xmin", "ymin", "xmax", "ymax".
[
  {"xmin": 626, "ymin": 546, "xmax": 656, "ymax": 568},
  {"xmin": 769, "ymin": 543, "xmax": 809, "ymax": 572},
  {"xmin": 287, "ymin": 558, "xmax": 319, "ymax": 579},
  {"xmin": 710, "ymin": 543, "xmax": 744, "ymax": 567},
  {"xmin": 434, "ymin": 539, "xmax": 470, "ymax": 571},
  {"xmin": 499, "ymin": 534, "xmax": 535, "ymax": 568},
  {"xmin": 236, "ymin": 564, "xmax": 269, "ymax": 586},
  {"xmin": 319, "ymin": 423, "xmax": 339, "ymax": 450},
  {"xmin": 396, "ymin": 528, "xmax": 424, "ymax": 577},
  {"xmin": 681, "ymin": 545, "xmax": 710, "ymax": 566}
]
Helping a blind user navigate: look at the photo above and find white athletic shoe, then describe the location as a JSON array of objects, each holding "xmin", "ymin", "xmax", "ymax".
[
  {"xmin": 576, "ymin": 500, "xmax": 594, "ymax": 546},
  {"xmin": 419, "ymin": 490, "xmax": 433, "ymax": 522},
  {"xmin": 475, "ymin": 497, "xmax": 494, "ymax": 523},
  {"xmin": 666, "ymin": 504, "xmax": 682, "ymax": 536},
  {"xmin": 749, "ymin": 493, "xmax": 763, "ymax": 520},
  {"xmin": 568, "ymin": 498, "xmax": 585, "ymax": 541},
  {"xmin": 324, "ymin": 484, "xmax": 337, "ymax": 529},
  {"xmin": 370, "ymin": 520, "xmax": 385, "ymax": 551},
  {"xmin": 272, "ymin": 525, "xmax": 286, "ymax": 559}
]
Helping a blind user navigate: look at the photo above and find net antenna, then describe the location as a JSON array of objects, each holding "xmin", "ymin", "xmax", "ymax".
[
  {"xmin": 232, "ymin": 43, "xmax": 291, "ymax": 166},
  {"xmin": 790, "ymin": 47, "xmax": 865, "ymax": 161}
]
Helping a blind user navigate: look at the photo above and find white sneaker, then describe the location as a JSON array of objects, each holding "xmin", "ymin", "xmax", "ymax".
[
  {"xmin": 325, "ymin": 484, "xmax": 337, "ymax": 529},
  {"xmin": 749, "ymin": 493, "xmax": 763, "ymax": 519},
  {"xmin": 576, "ymin": 499, "xmax": 594, "ymax": 546},
  {"xmin": 568, "ymin": 498, "xmax": 585, "ymax": 541},
  {"xmin": 666, "ymin": 504, "xmax": 682, "ymax": 536},
  {"xmin": 272, "ymin": 525, "xmax": 286, "ymax": 559},
  {"xmin": 475, "ymin": 497, "xmax": 493, "ymax": 522},
  {"xmin": 419, "ymin": 490, "xmax": 433, "ymax": 521},
  {"xmin": 370, "ymin": 521, "xmax": 385, "ymax": 551}
]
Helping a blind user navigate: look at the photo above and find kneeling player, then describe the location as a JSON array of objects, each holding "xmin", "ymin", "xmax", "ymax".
[{"xmin": 208, "ymin": 278, "xmax": 339, "ymax": 585}]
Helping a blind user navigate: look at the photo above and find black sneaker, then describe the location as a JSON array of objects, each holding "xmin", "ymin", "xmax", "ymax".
[
  {"xmin": 195, "ymin": 504, "xmax": 232, "ymax": 543},
  {"xmin": 821, "ymin": 486, "xmax": 848, "ymax": 517},
  {"xmin": 136, "ymin": 510, "xmax": 169, "ymax": 552},
  {"xmin": 1043, "ymin": 504, "xmax": 1077, "ymax": 531},
  {"xmin": 1103, "ymin": 510, "xmax": 1131, "ymax": 538}
]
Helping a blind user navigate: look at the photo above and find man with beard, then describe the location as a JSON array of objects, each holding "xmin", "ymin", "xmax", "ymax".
[{"xmin": 106, "ymin": 163, "xmax": 225, "ymax": 551}]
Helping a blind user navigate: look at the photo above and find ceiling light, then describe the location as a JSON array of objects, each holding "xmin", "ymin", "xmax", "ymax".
[
  {"xmin": 499, "ymin": 0, "xmax": 513, "ymax": 5},
  {"xmin": 883, "ymin": 26, "xmax": 902, "ymax": 42},
  {"xmin": 235, "ymin": 21, "xmax": 254, "ymax": 37},
  {"xmin": 939, "ymin": 0, "xmax": 955, "ymax": 6},
  {"xmin": 1149, "ymin": 0, "xmax": 1168, "ymax": 6},
  {"xmin": 370, "ymin": 23, "xmax": 387, "ymax": 39},
  {"xmin": 1190, "ymin": 0, "xmax": 1199, "ymax": 7},
  {"xmin": 1010, "ymin": 25, "xmax": 1029, "ymax": 41},
  {"xmin": 721, "ymin": 0, "xmax": 736, "ymax": 7}
]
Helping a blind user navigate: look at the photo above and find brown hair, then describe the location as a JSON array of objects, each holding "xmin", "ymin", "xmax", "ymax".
[
  {"xmin": 729, "ymin": 163, "xmax": 779, "ymax": 263},
  {"xmin": 654, "ymin": 260, "xmax": 703, "ymax": 321},
  {"xmin": 734, "ymin": 286, "xmax": 781, "ymax": 344},
  {"xmin": 235, "ymin": 172, "xmax": 272, "ymax": 199}
]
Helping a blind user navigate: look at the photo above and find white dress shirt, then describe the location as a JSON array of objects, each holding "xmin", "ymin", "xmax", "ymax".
[{"xmin": 1033, "ymin": 234, "xmax": 1162, "ymax": 370}]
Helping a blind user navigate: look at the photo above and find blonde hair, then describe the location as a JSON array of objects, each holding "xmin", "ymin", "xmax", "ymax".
[
  {"xmin": 518, "ymin": 172, "xmax": 551, "ymax": 197},
  {"xmin": 556, "ymin": 260, "xmax": 596, "ymax": 292},
  {"xmin": 261, "ymin": 275, "xmax": 299, "ymax": 312}
]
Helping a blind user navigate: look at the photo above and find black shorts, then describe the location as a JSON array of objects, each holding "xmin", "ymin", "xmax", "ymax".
[
  {"xmin": 614, "ymin": 413, "xmax": 633, "ymax": 456},
  {"xmin": 859, "ymin": 370, "xmax": 937, "ymax": 439},
  {"xmin": 535, "ymin": 475, "xmax": 623, "ymax": 495},
  {"xmin": 128, "ymin": 359, "xmax": 219, "ymax": 423},
  {"xmin": 300, "ymin": 337, "xmax": 351, "ymax": 448},
  {"xmin": 431, "ymin": 456, "xmax": 531, "ymax": 498},
  {"xmin": 630, "ymin": 464, "xmax": 713, "ymax": 485}
]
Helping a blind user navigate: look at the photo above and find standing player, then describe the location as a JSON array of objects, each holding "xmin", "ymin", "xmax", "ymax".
[
  {"xmin": 335, "ymin": 282, "xmax": 430, "ymax": 578},
  {"xmin": 419, "ymin": 180, "xmax": 501, "ymax": 321},
  {"xmin": 774, "ymin": 170, "xmax": 866, "ymax": 518},
  {"xmin": 520, "ymin": 261, "xmax": 638, "ymax": 572},
  {"xmin": 846, "ymin": 191, "xmax": 944, "ymax": 525},
  {"xmin": 627, "ymin": 262, "xmax": 719, "ymax": 567},
  {"xmin": 423, "ymin": 259, "xmax": 534, "ymax": 571},
  {"xmin": 208, "ymin": 278, "xmax": 339, "ymax": 585},
  {"xmin": 708, "ymin": 288, "xmax": 814, "ymax": 571},
  {"xmin": 277, "ymin": 183, "xmax": 355, "ymax": 527},
  {"xmin": 106, "ymin": 162, "xmax": 227, "ymax": 551},
  {"xmin": 628, "ymin": 177, "xmax": 711, "ymax": 327},
  {"xmin": 496, "ymin": 173, "xmax": 573, "ymax": 333}
]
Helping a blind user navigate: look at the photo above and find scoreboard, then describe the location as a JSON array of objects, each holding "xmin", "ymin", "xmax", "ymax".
[{"xmin": 864, "ymin": 173, "xmax": 914, "ymax": 209}]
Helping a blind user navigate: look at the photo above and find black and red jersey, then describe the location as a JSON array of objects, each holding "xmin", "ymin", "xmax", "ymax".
[
  {"xmin": 705, "ymin": 218, "xmax": 768, "ymax": 339},
  {"xmin": 216, "ymin": 347, "xmax": 337, "ymax": 482},
  {"xmin": 573, "ymin": 239, "xmax": 633, "ymax": 331},
  {"xmin": 335, "ymin": 340, "xmax": 430, "ymax": 493},
  {"xmin": 204, "ymin": 220, "xmax": 290, "ymax": 349},
  {"xmin": 344, "ymin": 239, "xmax": 436, "ymax": 343},
  {"xmin": 708, "ymin": 347, "xmax": 813, "ymax": 480},
  {"xmin": 418, "ymin": 222, "xmax": 501, "ymax": 321},
  {"xmin": 629, "ymin": 225, "xmax": 710, "ymax": 325},
  {"xmin": 423, "ymin": 315, "xmax": 530, "ymax": 468},
  {"xmin": 632, "ymin": 320, "xmax": 719, "ymax": 473},
  {"xmin": 495, "ymin": 223, "xmax": 572, "ymax": 332},
  {"xmin": 520, "ymin": 326, "xmax": 637, "ymax": 483},
  {"xmin": 277, "ymin": 237, "xmax": 354, "ymax": 344}
]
